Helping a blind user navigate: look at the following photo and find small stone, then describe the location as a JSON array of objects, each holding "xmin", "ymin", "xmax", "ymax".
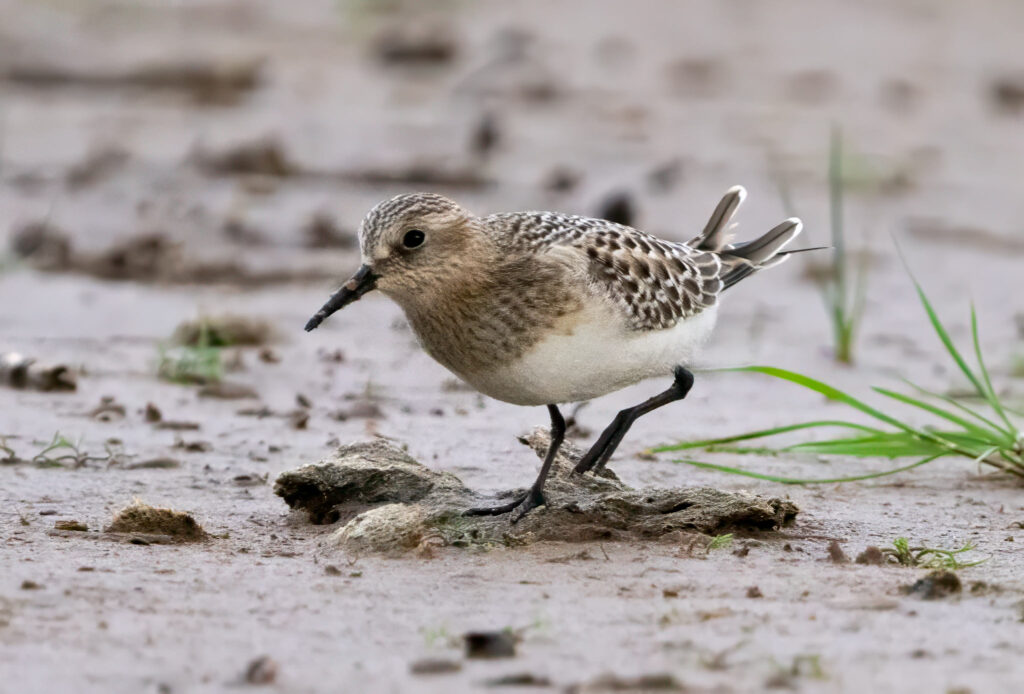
[
  {"xmin": 289, "ymin": 409, "xmax": 310, "ymax": 430},
  {"xmin": 596, "ymin": 191, "xmax": 635, "ymax": 227},
  {"xmin": 902, "ymin": 570, "xmax": 962, "ymax": 600},
  {"xmin": 464, "ymin": 630, "xmax": 517, "ymax": 659},
  {"xmin": 243, "ymin": 655, "xmax": 278, "ymax": 685},
  {"xmin": 258, "ymin": 348, "xmax": 281, "ymax": 364},
  {"xmin": 54, "ymin": 520, "xmax": 88, "ymax": 531},
  {"xmin": 746, "ymin": 586, "xmax": 763, "ymax": 599},
  {"xmin": 144, "ymin": 402, "xmax": 163, "ymax": 423},
  {"xmin": 21, "ymin": 580, "xmax": 43, "ymax": 590}
]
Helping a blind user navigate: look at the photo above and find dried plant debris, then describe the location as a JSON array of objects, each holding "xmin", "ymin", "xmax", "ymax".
[
  {"xmin": 173, "ymin": 315, "xmax": 274, "ymax": 347},
  {"xmin": 410, "ymin": 658, "xmax": 462, "ymax": 675},
  {"xmin": 89, "ymin": 396, "xmax": 127, "ymax": 421},
  {"xmin": 570, "ymin": 673, "xmax": 686, "ymax": 692},
  {"xmin": 105, "ymin": 502, "xmax": 207, "ymax": 542},
  {"xmin": 4, "ymin": 57, "xmax": 263, "ymax": 105},
  {"xmin": 855, "ymin": 546, "xmax": 885, "ymax": 566},
  {"xmin": 827, "ymin": 540, "xmax": 850, "ymax": 564},
  {"xmin": 274, "ymin": 432, "xmax": 797, "ymax": 555},
  {"xmin": 0, "ymin": 353, "xmax": 77, "ymax": 391}
]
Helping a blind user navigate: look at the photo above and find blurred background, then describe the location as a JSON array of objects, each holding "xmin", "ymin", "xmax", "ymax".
[
  {"xmin": 3, "ymin": 0, "xmax": 1023, "ymax": 291},
  {"xmin": 5, "ymin": 3, "xmax": 1024, "ymax": 692}
]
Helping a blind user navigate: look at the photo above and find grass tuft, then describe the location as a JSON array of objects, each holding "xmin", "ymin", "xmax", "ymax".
[
  {"xmin": 653, "ymin": 278, "xmax": 1023, "ymax": 483},
  {"xmin": 707, "ymin": 533, "xmax": 733, "ymax": 550},
  {"xmin": 883, "ymin": 537, "xmax": 985, "ymax": 570},
  {"xmin": 157, "ymin": 321, "xmax": 223, "ymax": 384},
  {"xmin": 823, "ymin": 127, "xmax": 867, "ymax": 364}
]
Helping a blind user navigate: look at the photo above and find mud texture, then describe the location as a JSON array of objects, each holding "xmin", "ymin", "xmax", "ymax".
[{"xmin": 276, "ymin": 431, "xmax": 797, "ymax": 554}]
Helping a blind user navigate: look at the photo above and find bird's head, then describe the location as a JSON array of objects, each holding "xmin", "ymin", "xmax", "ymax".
[{"xmin": 304, "ymin": 193, "xmax": 483, "ymax": 331}]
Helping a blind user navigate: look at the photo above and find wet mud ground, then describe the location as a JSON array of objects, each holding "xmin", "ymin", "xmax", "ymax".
[{"xmin": 3, "ymin": 0, "xmax": 1024, "ymax": 692}]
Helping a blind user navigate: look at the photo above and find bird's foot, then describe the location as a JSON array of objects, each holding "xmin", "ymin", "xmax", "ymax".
[
  {"xmin": 463, "ymin": 487, "xmax": 545, "ymax": 524},
  {"xmin": 571, "ymin": 448, "xmax": 604, "ymax": 476}
]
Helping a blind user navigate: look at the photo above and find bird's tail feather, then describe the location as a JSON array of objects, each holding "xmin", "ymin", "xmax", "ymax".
[
  {"xmin": 694, "ymin": 187, "xmax": 806, "ymax": 289},
  {"xmin": 689, "ymin": 185, "xmax": 746, "ymax": 252}
]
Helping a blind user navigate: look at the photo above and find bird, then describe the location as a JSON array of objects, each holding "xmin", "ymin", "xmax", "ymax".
[{"xmin": 304, "ymin": 187, "xmax": 804, "ymax": 521}]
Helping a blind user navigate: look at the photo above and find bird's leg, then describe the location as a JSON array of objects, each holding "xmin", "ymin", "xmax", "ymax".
[
  {"xmin": 464, "ymin": 404, "xmax": 566, "ymax": 523},
  {"xmin": 572, "ymin": 366, "xmax": 694, "ymax": 475}
]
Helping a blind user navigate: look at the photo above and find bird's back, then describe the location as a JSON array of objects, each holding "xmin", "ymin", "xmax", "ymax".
[{"xmin": 483, "ymin": 210, "xmax": 723, "ymax": 332}]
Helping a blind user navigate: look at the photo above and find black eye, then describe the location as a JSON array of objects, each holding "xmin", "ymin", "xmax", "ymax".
[{"xmin": 402, "ymin": 229, "xmax": 425, "ymax": 249}]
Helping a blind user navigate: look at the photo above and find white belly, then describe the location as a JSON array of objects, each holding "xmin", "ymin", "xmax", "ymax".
[{"xmin": 466, "ymin": 304, "xmax": 718, "ymax": 406}]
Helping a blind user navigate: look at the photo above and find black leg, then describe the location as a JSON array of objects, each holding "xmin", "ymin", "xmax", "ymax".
[
  {"xmin": 464, "ymin": 404, "xmax": 566, "ymax": 522},
  {"xmin": 573, "ymin": 366, "xmax": 694, "ymax": 475}
]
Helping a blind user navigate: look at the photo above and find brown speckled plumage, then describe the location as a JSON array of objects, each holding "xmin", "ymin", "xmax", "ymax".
[
  {"xmin": 485, "ymin": 210, "xmax": 723, "ymax": 330},
  {"xmin": 342, "ymin": 187, "xmax": 801, "ymax": 399},
  {"xmin": 304, "ymin": 187, "xmax": 805, "ymax": 519}
]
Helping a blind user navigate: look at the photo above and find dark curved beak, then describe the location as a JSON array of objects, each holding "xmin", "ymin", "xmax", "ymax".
[{"xmin": 304, "ymin": 264, "xmax": 378, "ymax": 332}]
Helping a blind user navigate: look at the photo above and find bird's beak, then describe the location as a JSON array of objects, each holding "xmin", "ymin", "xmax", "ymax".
[{"xmin": 304, "ymin": 264, "xmax": 379, "ymax": 332}]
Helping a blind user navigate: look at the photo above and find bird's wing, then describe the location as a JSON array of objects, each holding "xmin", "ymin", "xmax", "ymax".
[{"xmin": 487, "ymin": 211, "xmax": 722, "ymax": 331}]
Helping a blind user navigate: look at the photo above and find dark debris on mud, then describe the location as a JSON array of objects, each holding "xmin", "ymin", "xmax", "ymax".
[
  {"xmin": 274, "ymin": 430, "xmax": 798, "ymax": 555},
  {"xmin": 105, "ymin": 502, "xmax": 208, "ymax": 542}
]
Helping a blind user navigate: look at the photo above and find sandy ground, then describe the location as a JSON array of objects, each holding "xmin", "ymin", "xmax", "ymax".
[{"xmin": 3, "ymin": 0, "xmax": 1024, "ymax": 692}]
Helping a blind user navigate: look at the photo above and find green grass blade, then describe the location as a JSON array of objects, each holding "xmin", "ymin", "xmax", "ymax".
[
  {"xmin": 970, "ymin": 305, "xmax": 1016, "ymax": 431},
  {"xmin": 671, "ymin": 453, "xmax": 943, "ymax": 484},
  {"xmin": 872, "ymin": 386, "xmax": 1001, "ymax": 441},
  {"xmin": 726, "ymin": 366, "xmax": 916, "ymax": 432},
  {"xmin": 911, "ymin": 279, "xmax": 986, "ymax": 398},
  {"xmin": 788, "ymin": 433, "xmax": 946, "ymax": 458},
  {"xmin": 651, "ymin": 420, "xmax": 884, "ymax": 453},
  {"xmin": 730, "ymin": 365, "xmax": 1004, "ymax": 460},
  {"xmin": 902, "ymin": 379, "xmax": 1014, "ymax": 438}
]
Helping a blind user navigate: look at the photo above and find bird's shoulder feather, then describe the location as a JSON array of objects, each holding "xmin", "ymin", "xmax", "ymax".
[{"xmin": 484, "ymin": 211, "xmax": 723, "ymax": 331}]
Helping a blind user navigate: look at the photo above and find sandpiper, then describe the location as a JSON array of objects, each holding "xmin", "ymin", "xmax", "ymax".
[{"xmin": 305, "ymin": 188, "xmax": 804, "ymax": 521}]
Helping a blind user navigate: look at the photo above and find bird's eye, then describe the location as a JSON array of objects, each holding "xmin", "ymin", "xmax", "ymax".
[{"xmin": 402, "ymin": 229, "xmax": 425, "ymax": 249}]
